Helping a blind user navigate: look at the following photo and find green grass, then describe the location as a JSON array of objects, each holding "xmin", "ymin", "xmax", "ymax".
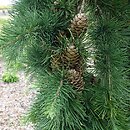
[
  {"xmin": 0, "ymin": 19, "xmax": 7, "ymax": 24},
  {"xmin": 2, "ymin": 72, "xmax": 19, "ymax": 83}
]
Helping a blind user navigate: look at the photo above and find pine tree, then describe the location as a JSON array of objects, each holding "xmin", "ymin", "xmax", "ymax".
[{"xmin": 0, "ymin": 0, "xmax": 130, "ymax": 130}]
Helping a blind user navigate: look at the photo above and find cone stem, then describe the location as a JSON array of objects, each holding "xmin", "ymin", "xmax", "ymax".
[{"xmin": 79, "ymin": 0, "xmax": 85, "ymax": 13}]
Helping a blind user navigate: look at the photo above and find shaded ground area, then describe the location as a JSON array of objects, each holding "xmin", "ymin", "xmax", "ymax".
[{"xmin": 0, "ymin": 57, "xmax": 35, "ymax": 130}]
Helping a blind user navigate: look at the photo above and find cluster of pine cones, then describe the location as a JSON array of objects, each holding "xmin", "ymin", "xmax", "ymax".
[
  {"xmin": 51, "ymin": 45, "xmax": 84, "ymax": 90},
  {"xmin": 51, "ymin": 1, "xmax": 88, "ymax": 91}
]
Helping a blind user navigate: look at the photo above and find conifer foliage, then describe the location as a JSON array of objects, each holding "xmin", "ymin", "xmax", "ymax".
[{"xmin": 0, "ymin": 0, "xmax": 130, "ymax": 130}]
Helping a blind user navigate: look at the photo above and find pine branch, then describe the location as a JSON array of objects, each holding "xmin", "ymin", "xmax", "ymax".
[
  {"xmin": 26, "ymin": 71, "xmax": 87, "ymax": 130},
  {"xmin": 0, "ymin": 0, "xmax": 129, "ymax": 130},
  {"xmin": 89, "ymin": 18, "xmax": 130, "ymax": 129}
]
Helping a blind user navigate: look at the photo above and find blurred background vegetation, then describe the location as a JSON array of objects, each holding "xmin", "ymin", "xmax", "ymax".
[
  {"xmin": 0, "ymin": 5, "xmax": 20, "ymax": 83},
  {"xmin": 0, "ymin": 5, "xmax": 11, "ymax": 29}
]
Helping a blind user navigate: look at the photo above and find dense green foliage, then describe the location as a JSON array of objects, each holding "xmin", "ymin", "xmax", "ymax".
[{"xmin": 0, "ymin": 0, "xmax": 130, "ymax": 130}]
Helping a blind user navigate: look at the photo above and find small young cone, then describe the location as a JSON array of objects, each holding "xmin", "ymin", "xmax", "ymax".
[
  {"xmin": 67, "ymin": 69, "xmax": 84, "ymax": 90},
  {"xmin": 71, "ymin": 13, "xmax": 87, "ymax": 36}
]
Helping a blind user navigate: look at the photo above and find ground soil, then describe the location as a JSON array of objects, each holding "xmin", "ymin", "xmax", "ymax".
[{"xmin": 0, "ymin": 57, "xmax": 35, "ymax": 130}]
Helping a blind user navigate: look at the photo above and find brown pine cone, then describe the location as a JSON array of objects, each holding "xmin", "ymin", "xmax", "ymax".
[
  {"xmin": 67, "ymin": 69, "xmax": 84, "ymax": 90},
  {"xmin": 71, "ymin": 13, "xmax": 87, "ymax": 36},
  {"xmin": 62, "ymin": 45, "xmax": 82, "ymax": 71}
]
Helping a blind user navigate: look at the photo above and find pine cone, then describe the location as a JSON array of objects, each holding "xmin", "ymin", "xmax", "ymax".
[
  {"xmin": 67, "ymin": 69, "xmax": 84, "ymax": 90},
  {"xmin": 51, "ymin": 45, "xmax": 84, "ymax": 76},
  {"xmin": 71, "ymin": 13, "xmax": 87, "ymax": 36},
  {"xmin": 51, "ymin": 54, "xmax": 61, "ymax": 70},
  {"xmin": 62, "ymin": 45, "xmax": 82, "ymax": 71}
]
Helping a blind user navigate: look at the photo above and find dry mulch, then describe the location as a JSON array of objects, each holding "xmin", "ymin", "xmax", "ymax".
[{"xmin": 0, "ymin": 57, "xmax": 35, "ymax": 130}]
